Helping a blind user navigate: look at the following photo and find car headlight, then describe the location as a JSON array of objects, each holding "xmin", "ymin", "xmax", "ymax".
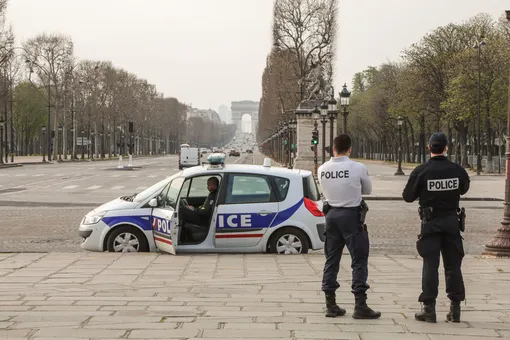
[{"xmin": 83, "ymin": 211, "xmax": 106, "ymax": 225}]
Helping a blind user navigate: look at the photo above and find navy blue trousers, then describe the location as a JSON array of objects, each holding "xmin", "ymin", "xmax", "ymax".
[{"xmin": 321, "ymin": 207, "xmax": 370, "ymax": 298}]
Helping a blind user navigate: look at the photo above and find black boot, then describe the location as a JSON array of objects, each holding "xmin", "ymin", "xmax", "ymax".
[
  {"xmin": 325, "ymin": 294, "xmax": 346, "ymax": 317},
  {"xmin": 415, "ymin": 302, "xmax": 436, "ymax": 323},
  {"xmin": 352, "ymin": 296, "xmax": 381, "ymax": 319},
  {"xmin": 446, "ymin": 300, "xmax": 461, "ymax": 323}
]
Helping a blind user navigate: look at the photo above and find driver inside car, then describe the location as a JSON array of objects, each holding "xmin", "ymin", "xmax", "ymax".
[{"xmin": 179, "ymin": 177, "xmax": 219, "ymax": 232}]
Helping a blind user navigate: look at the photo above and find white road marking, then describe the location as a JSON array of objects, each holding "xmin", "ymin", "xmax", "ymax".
[
  {"xmin": 129, "ymin": 175, "xmax": 138, "ymax": 178},
  {"xmin": 148, "ymin": 175, "xmax": 157, "ymax": 178},
  {"xmin": 63, "ymin": 185, "xmax": 79, "ymax": 189},
  {"xmin": 111, "ymin": 174, "xmax": 121, "ymax": 178},
  {"xmin": 87, "ymin": 185, "xmax": 102, "ymax": 190},
  {"xmin": 53, "ymin": 173, "xmax": 64, "ymax": 177},
  {"xmin": 14, "ymin": 174, "xmax": 27, "ymax": 177},
  {"xmin": 159, "ymin": 168, "xmax": 166, "ymax": 170},
  {"xmin": 136, "ymin": 186, "xmax": 147, "ymax": 190},
  {"xmin": 111, "ymin": 186, "xmax": 125, "ymax": 190},
  {"xmin": 33, "ymin": 174, "xmax": 44, "ymax": 177}
]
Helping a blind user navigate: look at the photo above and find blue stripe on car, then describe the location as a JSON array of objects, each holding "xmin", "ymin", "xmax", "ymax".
[
  {"xmin": 102, "ymin": 216, "xmax": 152, "ymax": 231},
  {"xmin": 270, "ymin": 199, "xmax": 303, "ymax": 227}
]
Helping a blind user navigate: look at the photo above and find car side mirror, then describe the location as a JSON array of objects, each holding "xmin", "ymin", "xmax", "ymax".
[{"xmin": 149, "ymin": 198, "xmax": 158, "ymax": 208}]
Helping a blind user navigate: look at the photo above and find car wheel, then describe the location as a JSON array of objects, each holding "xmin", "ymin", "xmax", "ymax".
[
  {"xmin": 268, "ymin": 227, "xmax": 309, "ymax": 255},
  {"xmin": 106, "ymin": 226, "xmax": 149, "ymax": 253}
]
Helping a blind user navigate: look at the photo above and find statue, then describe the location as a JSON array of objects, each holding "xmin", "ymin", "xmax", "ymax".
[{"xmin": 302, "ymin": 59, "xmax": 328, "ymax": 101}]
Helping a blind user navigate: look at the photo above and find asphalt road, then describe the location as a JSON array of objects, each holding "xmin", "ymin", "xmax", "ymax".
[{"xmin": 0, "ymin": 153, "xmax": 504, "ymax": 255}]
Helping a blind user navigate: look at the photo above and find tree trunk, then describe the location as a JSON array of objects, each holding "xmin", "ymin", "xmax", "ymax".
[{"xmin": 485, "ymin": 101, "xmax": 493, "ymax": 172}]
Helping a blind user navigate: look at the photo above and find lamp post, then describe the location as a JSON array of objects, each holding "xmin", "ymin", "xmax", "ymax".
[
  {"xmin": 328, "ymin": 94, "xmax": 338, "ymax": 157},
  {"xmin": 58, "ymin": 125, "xmax": 63, "ymax": 162},
  {"xmin": 288, "ymin": 119, "xmax": 297, "ymax": 168},
  {"xmin": 81, "ymin": 130, "xmax": 85, "ymax": 160},
  {"xmin": 41, "ymin": 125, "xmax": 46, "ymax": 162},
  {"xmin": 475, "ymin": 37, "xmax": 486, "ymax": 175},
  {"xmin": 312, "ymin": 106, "xmax": 320, "ymax": 175},
  {"xmin": 91, "ymin": 130, "xmax": 95, "ymax": 160},
  {"xmin": 320, "ymin": 101, "xmax": 328, "ymax": 163},
  {"xmin": 482, "ymin": 10, "xmax": 510, "ymax": 257},
  {"xmin": 339, "ymin": 83, "xmax": 351, "ymax": 134},
  {"xmin": 395, "ymin": 116, "xmax": 405, "ymax": 176},
  {"xmin": 0, "ymin": 118, "xmax": 4, "ymax": 165}
]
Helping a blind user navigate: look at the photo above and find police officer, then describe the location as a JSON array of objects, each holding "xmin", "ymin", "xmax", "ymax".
[
  {"xmin": 318, "ymin": 134, "xmax": 381, "ymax": 319},
  {"xmin": 402, "ymin": 132, "xmax": 470, "ymax": 323},
  {"xmin": 179, "ymin": 177, "xmax": 219, "ymax": 227}
]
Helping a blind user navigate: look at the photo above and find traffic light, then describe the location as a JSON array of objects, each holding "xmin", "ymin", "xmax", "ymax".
[{"xmin": 312, "ymin": 130, "xmax": 319, "ymax": 145}]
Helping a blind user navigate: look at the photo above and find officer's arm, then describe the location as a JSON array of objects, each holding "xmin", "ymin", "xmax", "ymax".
[
  {"xmin": 360, "ymin": 164, "xmax": 372, "ymax": 195},
  {"xmin": 459, "ymin": 167, "xmax": 470, "ymax": 195},
  {"xmin": 196, "ymin": 194, "xmax": 215, "ymax": 217},
  {"xmin": 402, "ymin": 168, "xmax": 420, "ymax": 202}
]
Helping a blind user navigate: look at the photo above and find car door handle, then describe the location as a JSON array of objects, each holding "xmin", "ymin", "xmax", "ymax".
[{"xmin": 258, "ymin": 210, "xmax": 273, "ymax": 216}]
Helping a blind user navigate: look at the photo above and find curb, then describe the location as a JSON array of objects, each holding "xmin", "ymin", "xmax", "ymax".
[
  {"xmin": 0, "ymin": 163, "xmax": 23, "ymax": 169},
  {"xmin": 362, "ymin": 196, "xmax": 503, "ymax": 202}
]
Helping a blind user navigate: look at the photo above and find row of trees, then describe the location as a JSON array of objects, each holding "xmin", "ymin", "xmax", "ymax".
[
  {"xmin": 0, "ymin": 0, "xmax": 235, "ymax": 161},
  {"xmin": 257, "ymin": 0, "xmax": 338, "ymax": 143},
  {"xmin": 347, "ymin": 13, "xmax": 510, "ymax": 172}
]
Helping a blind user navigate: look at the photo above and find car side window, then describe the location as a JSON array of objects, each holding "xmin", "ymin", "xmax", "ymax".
[
  {"xmin": 162, "ymin": 177, "xmax": 184, "ymax": 208},
  {"xmin": 225, "ymin": 174, "xmax": 272, "ymax": 204},
  {"xmin": 273, "ymin": 176, "xmax": 290, "ymax": 202}
]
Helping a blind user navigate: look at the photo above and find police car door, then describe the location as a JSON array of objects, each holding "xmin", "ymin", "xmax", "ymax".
[
  {"xmin": 151, "ymin": 177, "xmax": 185, "ymax": 254},
  {"xmin": 215, "ymin": 173, "xmax": 278, "ymax": 248}
]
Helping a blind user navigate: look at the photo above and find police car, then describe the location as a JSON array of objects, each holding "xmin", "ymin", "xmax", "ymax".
[{"xmin": 78, "ymin": 154, "xmax": 325, "ymax": 255}]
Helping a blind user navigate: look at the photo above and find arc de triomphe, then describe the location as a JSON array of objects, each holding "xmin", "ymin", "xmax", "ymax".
[{"xmin": 231, "ymin": 101, "xmax": 259, "ymax": 136}]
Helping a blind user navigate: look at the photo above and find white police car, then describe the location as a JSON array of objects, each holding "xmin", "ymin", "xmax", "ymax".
[{"xmin": 78, "ymin": 154, "xmax": 325, "ymax": 255}]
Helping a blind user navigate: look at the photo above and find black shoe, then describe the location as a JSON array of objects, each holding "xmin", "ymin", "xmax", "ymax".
[
  {"xmin": 325, "ymin": 294, "xmax": 346, "ymax": 317},
  {"xmin": 446, "ymin": 301, "xmax": 461, "ymax": 323},
  {"xmin": 352, "ymin": 297, "xmax": 381, "ymax": 319},
  {"xmin": 415, "ymin": 302, "xmax": 437, "ymax": 323}
]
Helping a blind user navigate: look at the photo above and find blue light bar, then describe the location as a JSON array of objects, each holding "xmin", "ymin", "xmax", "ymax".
[{"xmin": 207, "ymin": 153, "xmax": 226, "ymax": 165}]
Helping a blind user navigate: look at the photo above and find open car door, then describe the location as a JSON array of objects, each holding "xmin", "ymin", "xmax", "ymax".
[{"xmin": 150, "ymin": 176, "xmax": 185, "ymax": 254}]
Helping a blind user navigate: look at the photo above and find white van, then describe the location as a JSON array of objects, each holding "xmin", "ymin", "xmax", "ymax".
[{"xmin": 178, "ymin": 145, "xmax": 200, "ymax": 169}]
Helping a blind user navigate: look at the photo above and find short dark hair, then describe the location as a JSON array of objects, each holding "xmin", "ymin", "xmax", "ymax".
[
  {"xmin": 208, "ymin": 177, "xmax": 219, "ymax": 186},
  {"xmin": 333, "ymin": 134, "xmax": 352, "ymax": 154}
]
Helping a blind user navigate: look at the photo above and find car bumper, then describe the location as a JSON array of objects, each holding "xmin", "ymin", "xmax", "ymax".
[{"xmin": 79, "ymin": 221, "xmax": 108, "ymax": 252}]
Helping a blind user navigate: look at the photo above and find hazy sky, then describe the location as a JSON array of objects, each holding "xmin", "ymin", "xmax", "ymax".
[{"xmin": 6, "ymin": 0, "xmax": 509, "ymax": 112}]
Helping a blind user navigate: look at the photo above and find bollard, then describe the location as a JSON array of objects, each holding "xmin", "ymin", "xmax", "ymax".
[
  {"xmin": 128, "ymin": 155, "xmax": 133, "ymax": 167},
  {"xmin": 118, "ymin": 155, "xmax": 124, "ymax": 168}
]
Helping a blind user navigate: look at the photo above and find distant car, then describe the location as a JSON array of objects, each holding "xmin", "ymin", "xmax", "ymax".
[
  {"xmin": 229, "ymin": 149, "xmax": 240, "ymax": 157},
  {"xmin": 246, "ymin": 149, "xmax": 253, "ymax": 154}
]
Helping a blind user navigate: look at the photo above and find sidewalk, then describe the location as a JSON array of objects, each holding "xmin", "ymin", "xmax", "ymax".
[
  {"xmin": 0, "ymin": 252, "xmax": 508, "ymax": 339},
  {"xmin": 0, "ymin": 154, "xmax": 172, "ymax": 167}
]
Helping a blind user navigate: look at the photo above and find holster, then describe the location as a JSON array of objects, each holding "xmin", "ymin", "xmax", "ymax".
[
  {"xmin": 359, "ymin": 200, "xmax": 369, "ymax": 224},
  {"xmin": 323, "ymin": 202, "xmax": 330, "ymax": 215},
  {"xmin": 457, "ymin": 207, "xmax": 466, "ymax": 232}
]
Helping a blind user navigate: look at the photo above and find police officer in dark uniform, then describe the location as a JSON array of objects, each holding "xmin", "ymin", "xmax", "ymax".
[
  {"xmin": 402, "ymin": 132, "xmax": 470, "ymax": 323},
  {"xmin": 179, "ymin": 177, "xmax": 219, "ymax": 227},
  {"xmin": 318, "ymin": 134, "xmax": 381, "ymax": 319}
]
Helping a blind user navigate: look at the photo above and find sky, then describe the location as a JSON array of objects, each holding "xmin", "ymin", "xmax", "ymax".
[{"xmin": 6, "ymin": 0, "xmax": 509, "ymax": 113}]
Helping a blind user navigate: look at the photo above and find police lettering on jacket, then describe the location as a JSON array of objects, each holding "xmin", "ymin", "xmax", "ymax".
[
  {"xmin": 402, "ymin": 156, "xmax": 470, "ymax": 210},
  {"xmin": 318, "ymin": 156, "xmax": 372, "ymax": 208}
]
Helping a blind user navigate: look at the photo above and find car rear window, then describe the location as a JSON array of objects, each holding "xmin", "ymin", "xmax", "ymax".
[{"xmin": 303, "ymin": 175, "xmax": 320, "ymax": 201}]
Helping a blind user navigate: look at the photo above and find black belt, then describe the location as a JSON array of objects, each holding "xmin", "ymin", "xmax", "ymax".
[{"xmin": 330, "ymin": 206, "xmax": 359, "ymax": 210}]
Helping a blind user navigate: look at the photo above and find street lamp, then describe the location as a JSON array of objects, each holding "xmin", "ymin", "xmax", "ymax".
[
  {"xmin": 288, "ymin": 119, "xmax": 297, "ymax": 168},
  {"xmin": 395, "ymin": 116, "xmax": 405, "ymax": 176},
  {"xmin": 475, "ymin": 37, "xmax": 486, "ymax": 175},
  {"xmin": 81, "ymin": 130, "xmax": 85, "ymax": 160},
  {"xmin": 482, "ymin": 10, "xmax": 510, "ymax": 257},
  {"xmin": 312, "ymin": 106, "xmax": 320, "ymax": 174},
  {"xmin": 58, "ymin": 125, "xmax": 63, "ymax": 162},
  {"xmin": 0, "ymin": 118, "xmax": 4, "ymax": 165},
  {"xmin": 339, "ymin": 83, "xmax": 351, "ymax": 134},
  {"xmin": 320, "ymin": 101, "xmax": 328, "ymax": 163},
  {"xmin": 41, "ymin": 125, "xmax": 46, "ymax": 162},
  {"xmin": 328, "ymin": 94, "xmax": 338, "ymax": 158}
]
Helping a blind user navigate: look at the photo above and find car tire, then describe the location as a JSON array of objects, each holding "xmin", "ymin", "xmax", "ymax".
[
  {"xmin": 268, "ymin": 227, "xmax": 309, "ymax": 255},
  {"xmin": 106, "ymin": 226, "xmax": 149, "ymax": 253}
]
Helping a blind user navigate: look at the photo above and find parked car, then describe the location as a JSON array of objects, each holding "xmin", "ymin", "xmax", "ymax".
[
  {"xmin": 78, "ymin": 154, "xmax": 325, "ymax": 255},
  {"xmin": 229, "ymin": 149, "xmax": 240, "ymax": 157}
]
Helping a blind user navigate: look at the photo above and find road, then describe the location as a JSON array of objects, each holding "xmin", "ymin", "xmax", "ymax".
[{"xmin": 0, "ymin": 153, "xmax": 504, "ymax": 254}]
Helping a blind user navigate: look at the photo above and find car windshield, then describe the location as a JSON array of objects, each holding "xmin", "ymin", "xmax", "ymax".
[{"xmin": 133, "ymin": 172, "xmax": 182, "ymax": 203}]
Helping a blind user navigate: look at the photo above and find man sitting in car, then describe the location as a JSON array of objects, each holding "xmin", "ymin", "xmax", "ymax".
[{"xmin": 179, "ymin": 177, "xmax": 219, "ymax": 228}]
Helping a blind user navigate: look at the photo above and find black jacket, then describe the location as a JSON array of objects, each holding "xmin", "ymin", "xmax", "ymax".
[
  {"xmin": 196, "ymin": 190, "xmax": 218, "ymax": 218},
  {"xmin": 402, "ymin": 156, "xmax": 470, "ymax": 211}
]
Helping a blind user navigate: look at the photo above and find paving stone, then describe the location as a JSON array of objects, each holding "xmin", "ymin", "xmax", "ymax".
[
  {"xmin": 34, "ymin": 328, "xmax": 126, "ymax": 338},
  {"xmin": 361, "ymin": 333, "xmax": 430, "ymax": 340},
  {"xmin": 293, "ymin": 331, "xmax": 360, "ymax": 339},
  {"xmin": 201, "ymin": 329, "xmax": 291, "ymax": 338},
  {"xmin": 128, "ymin": 329, "xmax": 200, "ymax": 338}
]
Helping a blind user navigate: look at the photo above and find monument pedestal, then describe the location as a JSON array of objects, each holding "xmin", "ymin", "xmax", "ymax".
[{"xmin": 292, "ymin": 100, "xmax": 337, "ymax": 174}]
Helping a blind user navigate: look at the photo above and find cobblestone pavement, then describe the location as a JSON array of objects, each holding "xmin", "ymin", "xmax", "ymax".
[{"xmin": 0, "ymin": 252, "xmax": 509, "ymax": 339}]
